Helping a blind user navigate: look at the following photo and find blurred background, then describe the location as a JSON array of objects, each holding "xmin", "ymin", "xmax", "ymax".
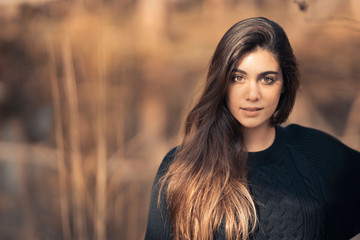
[{"xmin": 0, "ymin": 0, "xmax": 359, "ymax": 239}]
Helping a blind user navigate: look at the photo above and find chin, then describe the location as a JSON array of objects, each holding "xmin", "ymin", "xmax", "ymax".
[
  {"xmin": 240, "ymin": 122, "xmax": 261, "ymax": 129},
  {"xmin": 241, "ymin": 124, "xmax": 262, "ymax": 129},
  {"xmin": 239, "ymin": 120, "xmax": 271, "ymax": 130}
]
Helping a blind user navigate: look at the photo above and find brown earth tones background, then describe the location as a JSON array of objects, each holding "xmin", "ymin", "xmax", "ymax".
[{"xmin": 0, "ymin": 0, "xmax": 359, "ymax": 239}]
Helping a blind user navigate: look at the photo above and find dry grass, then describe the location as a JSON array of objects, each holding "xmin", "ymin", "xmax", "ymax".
[{"xmin": 0, "ymin": 0, "xmax": 359, "ymax": 239}]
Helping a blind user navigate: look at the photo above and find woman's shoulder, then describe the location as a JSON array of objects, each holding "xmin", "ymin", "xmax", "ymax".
[
  {"xmin": 281, "ymin": 123, "xmax": 359, "ymax": 168},
  {"xmin": 155, "ymin": 147, "xmax": 178, "ymax": 177},
  {"xmin": 162, "ymin": 147, "xmax": 178, "ymax": 164},
  {"xmin": 281, "ymin": 126, "xmax": 360, "ymax": 238},
  {"xmin": 282, "ymin": 123, "xmax": 351, "ymax": 151},
  {"xmin": 283, "ymin": 123, "xmax": 336, "ymax": 140},
  {"xmin": 281, "ymin": 123, "xmax": 360, "ymax": 172}
]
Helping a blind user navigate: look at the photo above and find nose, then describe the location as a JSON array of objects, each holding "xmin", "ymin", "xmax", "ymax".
[{"xmin": 245, "ymin": 81, "xmax": 260, "ymax": 101}]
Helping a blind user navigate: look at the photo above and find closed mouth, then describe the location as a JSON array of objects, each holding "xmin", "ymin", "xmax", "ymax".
[{"xmin": 240, "ymin": 107, "xmax": 263, "ymax": 111}]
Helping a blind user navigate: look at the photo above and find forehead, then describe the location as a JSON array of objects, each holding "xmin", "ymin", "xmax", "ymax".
[{"xmin": 236, "ymin": 48, "xmax": 280, "ymax": 72}]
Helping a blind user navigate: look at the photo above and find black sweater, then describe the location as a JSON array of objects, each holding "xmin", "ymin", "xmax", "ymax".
[{"xmin": 145, "ymin": 124, "xmax": 360, "ymax": 239}]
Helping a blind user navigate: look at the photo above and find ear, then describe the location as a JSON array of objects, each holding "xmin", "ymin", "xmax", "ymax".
[{"xmin": 281, "ymin": 86, "xmax": 285, "ymax": 94}]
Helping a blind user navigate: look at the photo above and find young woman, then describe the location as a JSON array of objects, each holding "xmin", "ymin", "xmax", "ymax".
[{"xmin": 145, "ymin": 17, "xmax": 360, "ymax": 240}]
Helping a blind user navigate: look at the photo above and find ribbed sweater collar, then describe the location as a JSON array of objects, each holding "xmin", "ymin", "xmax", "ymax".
[{"xmin": 247, "ymin": 125, "xmax": 287, "ymax": 166}]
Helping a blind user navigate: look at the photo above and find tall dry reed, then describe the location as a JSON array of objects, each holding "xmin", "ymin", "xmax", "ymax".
[
  {"xmin": 0, "ymin": 1, "xmax": 359, "ymax": 240},
  {"xmin": 47, "ymin": 34, "xmax": 71, "ymax": 240},
  {"xmin": 94, "ymin": 27, "xmax": 107, "ymax": 240},
  {"xmin": 62, "ymin": 33, "xmax": 88, "ymax": 240}
]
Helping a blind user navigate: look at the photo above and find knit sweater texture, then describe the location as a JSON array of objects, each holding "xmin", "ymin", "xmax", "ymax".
[{"xmin": 145, "ymin": 124, "xmax": 360, "ymax": 239}]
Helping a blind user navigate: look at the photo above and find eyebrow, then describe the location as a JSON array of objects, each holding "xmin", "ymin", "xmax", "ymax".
[{"xmin": 232, "ymin": 69, "xmax": 280, "ymax": 77}]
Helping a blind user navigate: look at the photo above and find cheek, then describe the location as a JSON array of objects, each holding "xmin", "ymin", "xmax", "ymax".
[
  {"xmin": 271, "ymin": 90, "xmax": 283, "ymax": 107},
  {"xmin": 226, "ymin": 87, "xmax": 238, "ymax": 109},
  {"xmin": 264, "ymin": 89, "xmax": 283, "ymax": 107}
]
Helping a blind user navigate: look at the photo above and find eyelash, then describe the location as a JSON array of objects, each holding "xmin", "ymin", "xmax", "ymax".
[
  {"xmin": 231, "ymin": 75, "xmax": 275, "ymax": 85},
  {"xmin": 232, "ymin": 75, "xmax": 244, "ymax": 82},
  {"xmin": 261, "ymin": 77, "xmax": 275, "ymax": 85}
]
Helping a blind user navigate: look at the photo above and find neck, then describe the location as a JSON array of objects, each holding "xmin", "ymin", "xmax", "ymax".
[{"xmin": 242, "ymin": 124, "xmax": 276, "ymax": 152}]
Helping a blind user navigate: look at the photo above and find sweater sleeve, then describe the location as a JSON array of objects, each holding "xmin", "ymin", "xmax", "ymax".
[
  {"xmin": 144, "ymin": 148, "xmax": 177, "ymax": 240},
  {"xmin": 286, "ymin": 124, "xmax": 360, "ymax": 239}
]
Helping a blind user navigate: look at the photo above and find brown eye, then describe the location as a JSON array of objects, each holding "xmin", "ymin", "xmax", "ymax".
[
  {"xmin": 232, "ymin": 75, "xmax": 244, "ymax": 82},
  {"xmin": 261, "ymin": 77, "xmax": 274, "ymax": 85}
]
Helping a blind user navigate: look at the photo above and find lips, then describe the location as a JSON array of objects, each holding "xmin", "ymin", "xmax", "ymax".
[{"xmin": 240, "ymin": 107, "xmax": 263, "ymax": 111}]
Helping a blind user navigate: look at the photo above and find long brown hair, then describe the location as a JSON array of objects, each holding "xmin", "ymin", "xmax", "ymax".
[{"xmin": 159, "ymin": 17, "xmax": 299, "ymax": 240}]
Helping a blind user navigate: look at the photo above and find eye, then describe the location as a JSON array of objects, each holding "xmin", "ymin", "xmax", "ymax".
[
  {"xmin": 261, "ymin": 77, "xmax": 275, "ymax": 85},
  {"xmin": 232, "ymin": 75, "xmax": 244, "ymax": 82}
]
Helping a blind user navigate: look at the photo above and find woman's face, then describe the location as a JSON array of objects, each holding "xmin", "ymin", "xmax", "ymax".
[{"xmin": 227, "ymin": 48, "xmax": 283, "ymax": 131}]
